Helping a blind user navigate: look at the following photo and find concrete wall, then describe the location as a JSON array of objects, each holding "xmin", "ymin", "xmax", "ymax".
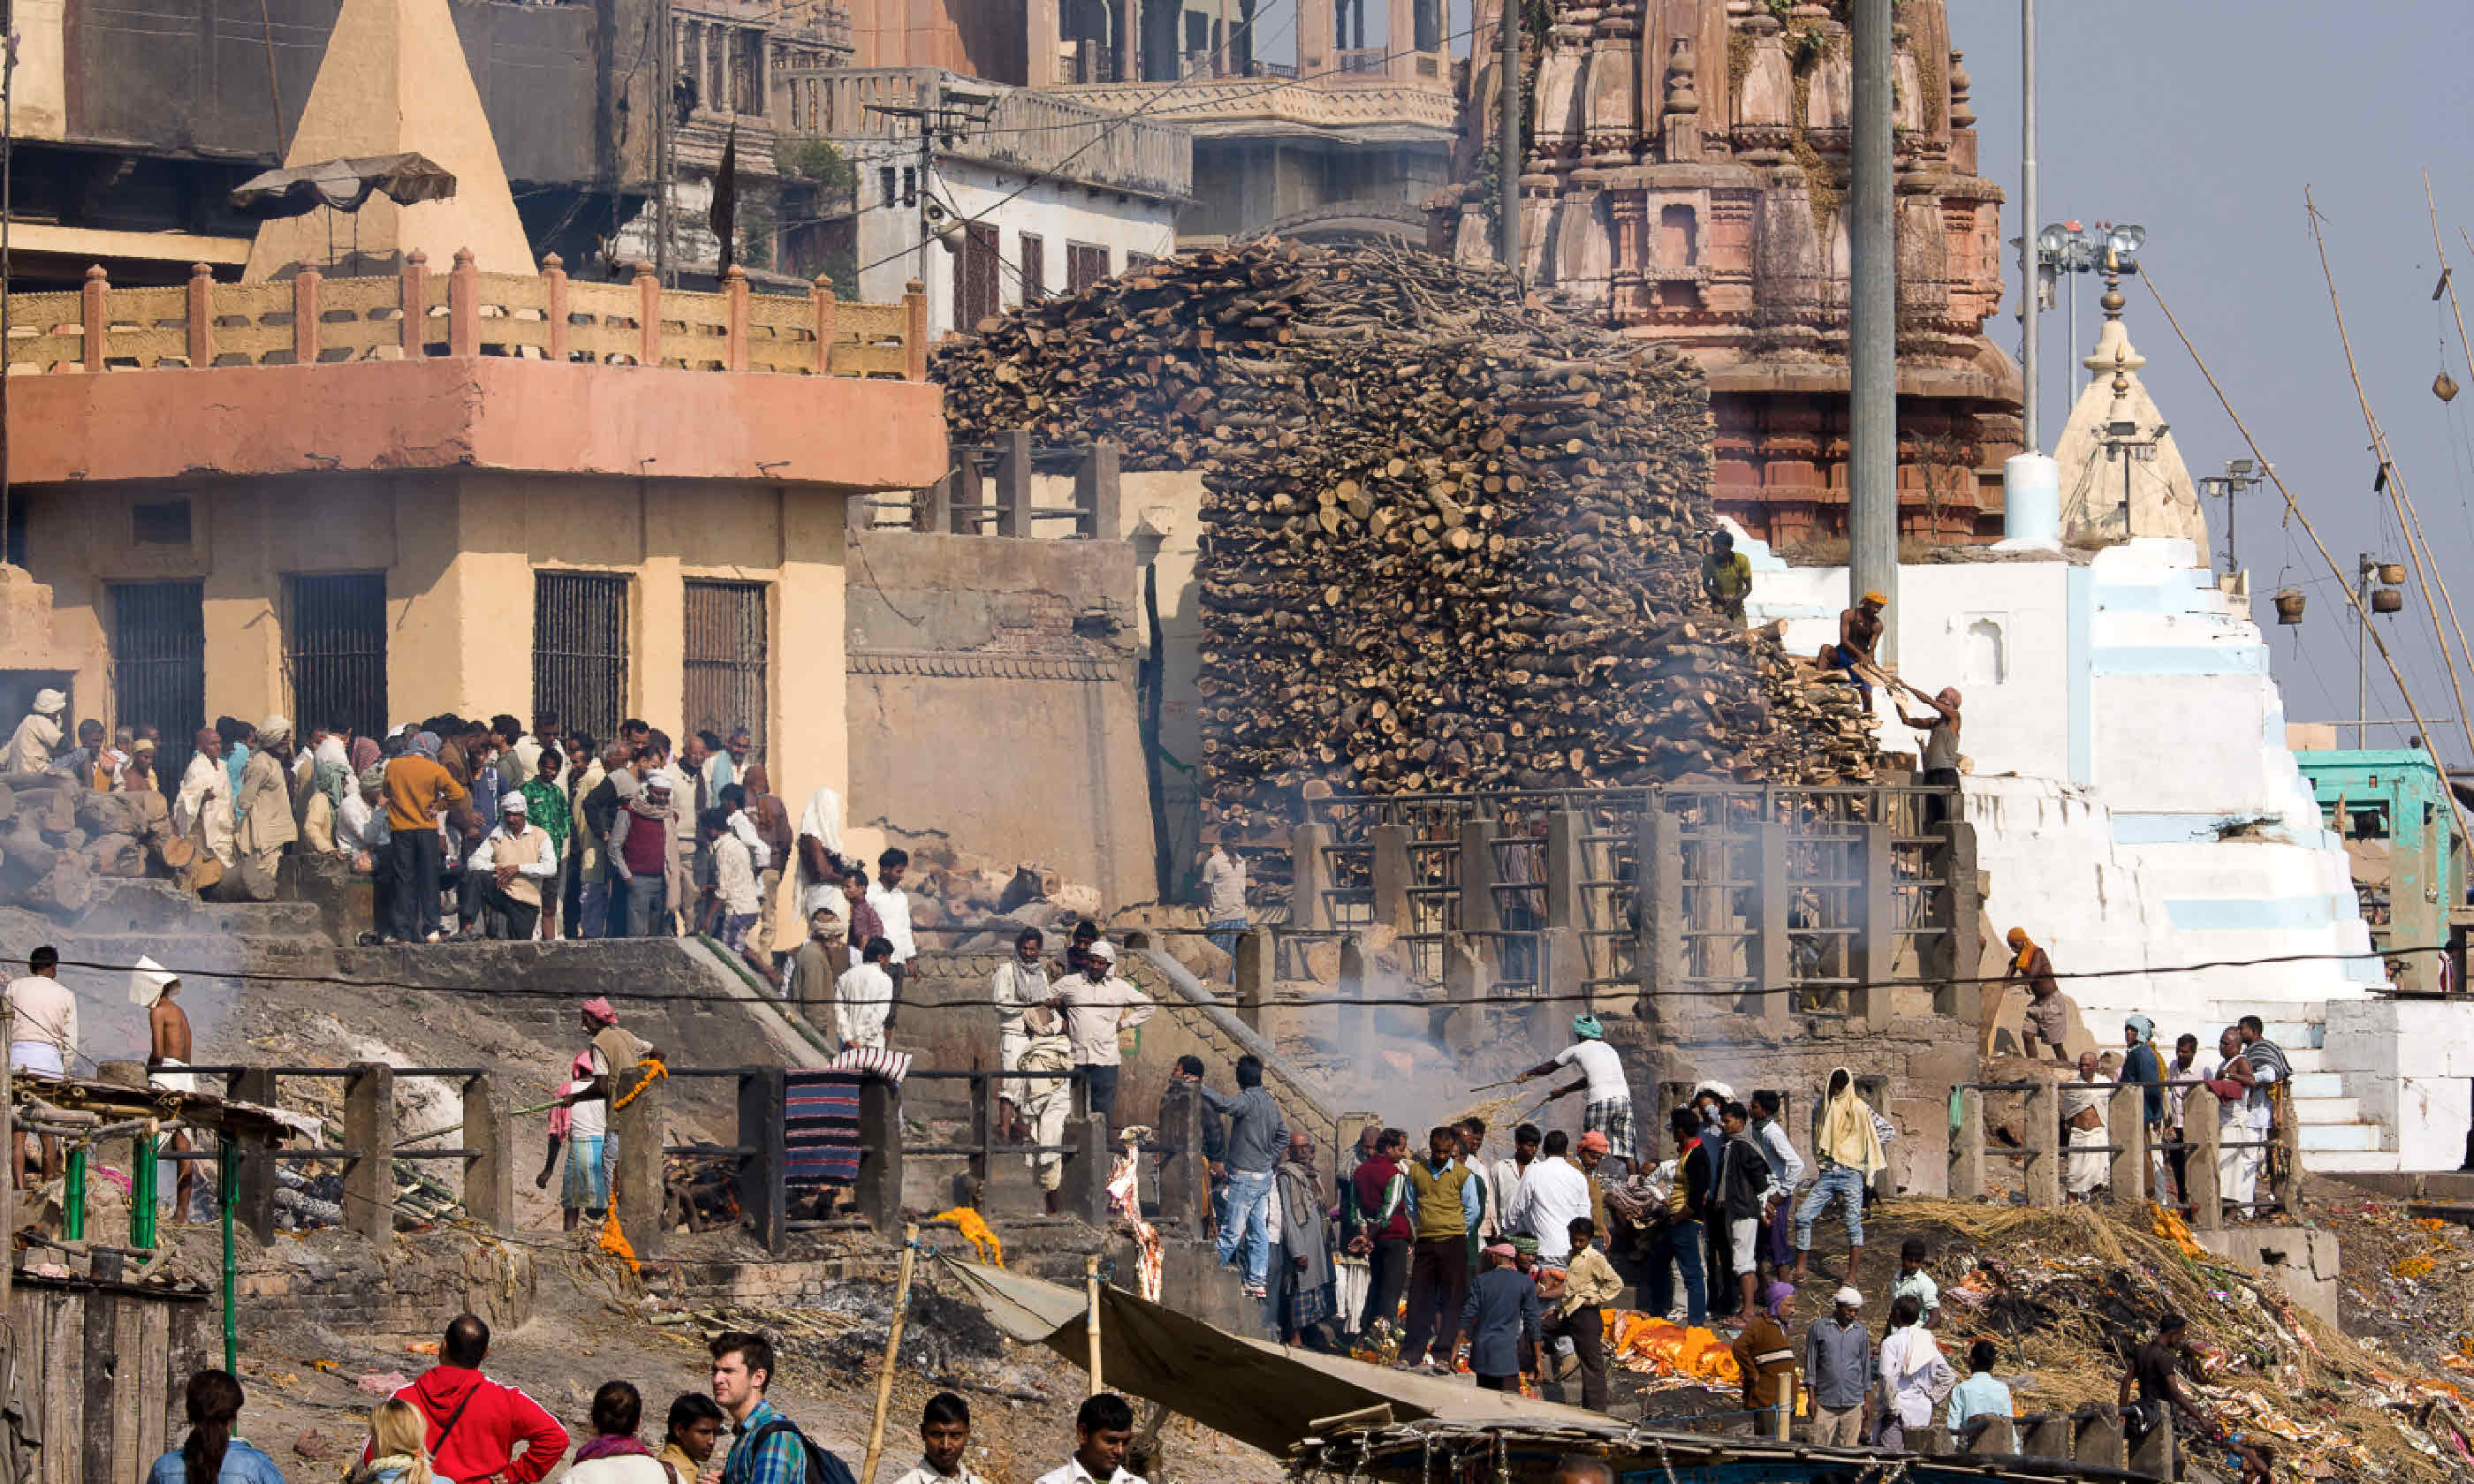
[
  {"xmin": 2326, "ymin": 997, "xmax": 2474, "ymax": 1172},
  {"xmin": 845, "ymin": 531, "xmax": 1155, "ymax": 905}
]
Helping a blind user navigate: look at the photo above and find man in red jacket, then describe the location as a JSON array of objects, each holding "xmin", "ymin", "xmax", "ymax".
[{"xmin": 364, "ymin": 1314, "xmax": 569, "ymax": 1484}]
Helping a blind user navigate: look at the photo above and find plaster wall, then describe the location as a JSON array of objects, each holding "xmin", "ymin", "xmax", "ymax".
[
  {"xmin": 844, "ymin": 531, "xmax": 1153, "ymax": 905},
  {"xmin": 2326, "ymin": 998, "xmax": 2474, "ymax": 1172}
]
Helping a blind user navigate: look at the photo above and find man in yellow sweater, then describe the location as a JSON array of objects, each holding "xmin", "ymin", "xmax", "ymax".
[{"xmin": 1398, "ymin": 1126, "xmax": 1479, "ymax": 1374}]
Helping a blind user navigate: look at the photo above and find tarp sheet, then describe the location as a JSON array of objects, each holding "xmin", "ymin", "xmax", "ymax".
[
  {"xmin": 229, "ymin": 154, "xmax": 458, "ymax": 220},
  {"xmin": 935, "ymin": 1256, "xmax": 1612, "ymax": 1458}
]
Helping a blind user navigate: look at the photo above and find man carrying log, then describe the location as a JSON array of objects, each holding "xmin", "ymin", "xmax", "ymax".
[
  {"xmin": 1702, "ymin": 530, "xmax": 1753, "ymax": 623},
  {"xmin": 2006, "ymin": 928, "xmax": 2071, "ymax": 1062},
  {"xmin": 1820, "ymin": 592, "xmax": 1888, "ymax": 711},
  {"xmin": 1893, "ymin": 684, "xmax": 1963, "ymax": 827}
]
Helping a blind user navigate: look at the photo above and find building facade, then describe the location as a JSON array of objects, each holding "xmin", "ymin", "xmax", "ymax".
[
  {"xmin": 1442, "ymin": 0, "xmax": 2018, "ymax": 549},
  {"xmin": 777, "ymin": 67, "xmax": 1187, "ymax": 337}
]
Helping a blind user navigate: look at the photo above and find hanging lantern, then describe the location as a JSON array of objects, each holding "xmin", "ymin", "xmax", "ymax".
[
  {"xmin": 2372, "ymin": 586, "xmax": 2404, "ymax": 613},
  {"xmin": 2273, "ymin": 588, "xmax": 2307, "ymax": 625},
  {"xmin": 2379, "ymin": 562, "xmax": 2409, "ymax": 585},
  {"xmin": 2438, "ymin": 370, "xmax": 2461, "ymax": 404}
]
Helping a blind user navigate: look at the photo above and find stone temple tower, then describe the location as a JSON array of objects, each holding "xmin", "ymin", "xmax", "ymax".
[{"xmin": 1438, "ymin": 0, "xmax": 2020, "ymax": 549}]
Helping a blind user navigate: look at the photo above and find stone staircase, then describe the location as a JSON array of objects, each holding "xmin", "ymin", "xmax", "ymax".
[{"xmin": 2215, "ymin": 1006, "xmax": 2396, "ymax": 1174}]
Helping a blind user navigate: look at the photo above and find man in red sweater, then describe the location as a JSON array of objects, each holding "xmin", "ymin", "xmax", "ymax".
[{"xmin": 366, "ymin": 1314, "xmax": 568, "ymax": 1484}]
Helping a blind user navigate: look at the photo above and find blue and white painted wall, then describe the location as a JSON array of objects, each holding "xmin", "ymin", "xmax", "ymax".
[{"xmin": 1740, "ymin": 529, "xmax": 2417, "ymax": 1171}]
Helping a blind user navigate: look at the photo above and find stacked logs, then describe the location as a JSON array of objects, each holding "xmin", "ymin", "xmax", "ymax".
[
  {"xmin": 936, "ymin": 241, "xmax": 1880, "ymax": 828},
  {"xmin": 0, "ymin": 774, "xmax": 185, "ymax": 916}
]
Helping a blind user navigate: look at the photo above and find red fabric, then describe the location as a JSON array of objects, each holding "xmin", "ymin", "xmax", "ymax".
[
  {"xmin": 618, "ymin": 807, "xmax": 669, "ymax": 878},
  {"xmin": 1351, "ymin": 1154, "xmax": 1410, "ymax": 1242},
  {"xmin": 360, "ymin": 1366, "xmax": 570, "ymax": 1484}
]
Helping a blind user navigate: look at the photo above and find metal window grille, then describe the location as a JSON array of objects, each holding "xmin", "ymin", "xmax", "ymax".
[
  {"xmin": 683, "ymin": 579, "xmax": 767, "ymax": 753},
  {"xmin": 109, "ymin": 581, "xmax": 205, "ymax": 783},
  {"xmin": 1067, "ymin": 242, "xmax": 1108, "ymax": 293},
  {"xmin": 283, "ymin": 572, "xmax": 388, "ymax": 743},
  {"xmin": 534, "ymin": 572, "xmax": 630, "ymax": 746}
]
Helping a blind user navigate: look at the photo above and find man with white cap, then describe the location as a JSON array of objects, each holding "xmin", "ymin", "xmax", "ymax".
[
  {"xmin": 463, "ymin": 792, "xmax": 559, "ymax": 941},
  {"xmin": 7, "ymin": 689, "xmax": 66, "ymax": 776},
  {"xmin": 1517, "ymin": 1013, "xmax": 1635, "ymax": 1162},
  {"xmin": 231, "ymin": 716, "xmax": 299, "ymax": 888},
  {"xmin": 7, "ymin": 946, "xmax": 72, "ymax": 1185},
  {"xmin": 1803, "ymin": 1286, "xmax": 1872, "ymax": 1447},
  {"xmin": 1052, "ymin": 939, "xmax": 1152, "ymax": 1131},
  {"xmin": 132, "ymin": 957, "xmax": 202, "ymax": 1218}
]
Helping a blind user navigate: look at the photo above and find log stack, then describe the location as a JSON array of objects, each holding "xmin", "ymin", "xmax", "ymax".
[
  {"xmin": 0, "ymin": 774, "xmax": 181, "ymax": 917},
  {"xmin": 936, "ymin": 241, "xmax": 1882, "ymax": 829}
]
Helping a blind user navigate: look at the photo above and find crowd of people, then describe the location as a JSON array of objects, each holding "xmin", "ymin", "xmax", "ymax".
[{"xmin": 146, "ymin": 1314, "xmax": 1165, "ymax": 1484}]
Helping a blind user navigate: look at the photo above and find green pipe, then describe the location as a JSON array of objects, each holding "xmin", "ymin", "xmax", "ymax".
[
  {"xmin": 218, "ymin": 1143, "xmax": 238, "ymax": 1372},
  {"xmin": 130, "ymin": 1132, "xmax": 157, "ymax": 1251},
  {"xmin": 61, "ymin": 1147, "xmax": 86, "ymax": 1241}
]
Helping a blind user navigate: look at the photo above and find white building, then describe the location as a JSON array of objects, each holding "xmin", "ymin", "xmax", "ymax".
[
  {"xmin": 1741, "ymin": 301, "xmax": 2464, "ymax": 1176},
  {"xmin": 778, "ymin": 67, "xmax": 1188, "ymax": 338}
]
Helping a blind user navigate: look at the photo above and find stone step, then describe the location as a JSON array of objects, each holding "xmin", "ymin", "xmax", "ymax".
[
  {"xmin": 2289, "ymin": 1095, "xmax": 2362, "ymax": 1124},
  {"xmin": 2287, "ymin": 1071, "xmax": 2346, "ymax": 1099},
  {"xmin": 2302, "ymin": 1147, "xmax": 2403, "ymax": 1174},
  {"xmin": 2297, "ymin": 1122, "xmax": 2384, "ymax": 1153},
  {"xmin": 2281, "ymin": 1048, "xmax": 2327, "ymax": 1073}
]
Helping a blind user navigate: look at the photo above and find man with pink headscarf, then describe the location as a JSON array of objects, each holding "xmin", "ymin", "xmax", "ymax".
[{"xmin": 550, "ymin": 999, "xmax": 658, "ymax": 1230}]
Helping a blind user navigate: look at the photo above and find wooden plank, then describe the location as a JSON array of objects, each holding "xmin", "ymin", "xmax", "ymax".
[
  {"xmin": 44, "ymin": 1292, "xmax": 78, "ymax": 1484},
  {"xmin": 80, "ymin": 1289, "xmax": 116, "ymax": 1484},
  {"xmin": 135, "ymin": 1301, "xmax": 169, "ymax": 1472},
  {"xmin": 110, "ymin": 1298, "xmax": 144, "ymax": 1484},
  {"xmin": 10, "ymin": 1291, "xmax": 42, "ymax": 1478}
]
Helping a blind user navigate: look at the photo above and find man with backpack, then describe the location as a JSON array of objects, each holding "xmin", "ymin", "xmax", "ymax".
[
  {"xmin": 712, "ymin": 1332, "xmax": 856, "ymax": 1484},
  {"xmin": 362, "ymin": 1314, "xmax": 567, "ymax": 1484}
]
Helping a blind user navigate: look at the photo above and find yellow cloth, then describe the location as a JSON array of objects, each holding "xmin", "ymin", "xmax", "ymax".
[
  {"xmin": 1816, "ymin": 1069, "xmax": 1886, "ymax": 1175},
  {"xmin": 2010, "ymin": 933, "xmax": 2038, "ymax": 974}
]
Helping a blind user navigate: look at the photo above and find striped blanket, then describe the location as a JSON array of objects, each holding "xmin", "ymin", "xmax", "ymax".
[{"xmin": 783, "ymin": 1051, "xmax": 910, "ymax": 1187}]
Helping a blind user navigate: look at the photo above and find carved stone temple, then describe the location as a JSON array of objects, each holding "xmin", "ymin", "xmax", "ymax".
[{"xmin": 1434, "ymin": 0, "xmax": 2020, "ymax": 549}]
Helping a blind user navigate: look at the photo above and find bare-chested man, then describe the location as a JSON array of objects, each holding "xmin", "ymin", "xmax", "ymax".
[
  {"xmin": 133, "ymin": 957, "xmax": 202, "ymax": 1219},
  {"xmin": 1824, "ymin": 591, "xmax": 1887, "ymax": 711}
]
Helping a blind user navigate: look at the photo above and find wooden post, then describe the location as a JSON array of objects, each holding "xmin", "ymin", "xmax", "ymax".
[
  {"xmin": 611, "ymin": 1064, "xmax": 667, "ymax": 1260},
  {"xmin": 1076, "ymin": 439, "xmax": 1121, "ymax": 538},
  {"xmin": 2108, "ymin": 1083, "xmax": 2146, "ymax": 1206},
  {"xmin": 399, "ymin": 251, "xmax": 429, "ymax": 358},
  {"xmin": 341, "ymin": 1061, "xmax": 396, "ymax": 1238},
  {"xmin": 919, "ymin": 474, "xmax": 952, "ymax": 534},
  {"xmin": 903, "ymin": 278, "xmax": 928, "ymax": 381},
  {"xmin": 543, "ymin": 254, "xmax": 571, "ymax": 363},
  {"xmin": 292, "ymin": 265, "xmax": 322, "ymax": 367},
  {"xmin": 1290, "ymin": 823, "xmax": 1332, "ymax": 932},
  {"xmin": 1950, "ymin": 1086, "xmax": 1985, "ymax": 1200},
  {"xmin": 2188, "ymin": 1094, "xmax": 2222, "ymax": 1231},
  {"xmin": 635, "ymin": 261, "xmax": 663, "ymax": 367},
  {"xmin": 2022, "ymin": 1079, "xmax": 2060, "ymax": 1209},
  {"xmin": 463, "ymin": 1073, "xmax": 513, "ymax": 1234},
  {"xmin": 1858, "ymin": 821, "xmax": 1895, "ymax": 1031},
  {"xmin": 854, "ymin": 1077, "xmax": 904, "ymax": 1235},
  {"xmin": 1084, "ymin": 1254, "xmax": 1104, "ymax": 1393},
  {"xmin": 812, "ymin": 277, "xmax": 839, "ymax": 375},
  {"xmin": 723, "ymin": 264, "xmax": 751, "ymax": 371},
  {"xmin": 186, "ymin": 262, "xmax": 215, "ymax": 367},
  {"xmin": 448, "ymin": 248, "xmax": 480, "ymax": 357},
  {"xmin": 1753, "ymin": 819, "xmax": 1790, "ymax": 1030},
  {"xmin": 1369, "ymin": 824, "xmax": 1412, "ymax": 931},
  {"xmin": 83, "ymin": 1254, "xmax": 122, "ymax": 1484},
  {"xmin": 1640, "ymin": 806, "xmax": 1683, "ymax": 1026},
  {"xmin": 995, "ymin": 428, "xmax": 1034, "ymax": 537},
  {"xmin": 1233, "ymin": 928, "xmax": 1272, "ymax": 1033},
  {"xmin": 739, "ymin": 1067, "xmax": 788, "ymax": 1254},
  {"xmin": 81, "ymin": 263, "xmax": 108, "ymax": 371},
  {"xmin": 227, "ymin": 1068, "xmax": 278, "ymax": 1244},
  {"xmin": 968, "ymin": 1071, "xmax": 998, "ymax": 1197},
  {"xmin": 857, "ymin": 1223, "xmax": 919, "ymax": 1484}
]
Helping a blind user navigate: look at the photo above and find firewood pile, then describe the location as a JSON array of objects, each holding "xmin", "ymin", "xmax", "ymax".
[
  {"xmin": 936, "ymin": 241, "xmax": 1882, "ymax": 829},
  {"xmin": 0, "ymin": 773, "xmax": 188, "ymax": 916}
]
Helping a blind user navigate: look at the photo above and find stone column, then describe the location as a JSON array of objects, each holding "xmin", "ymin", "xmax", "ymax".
[
  {"xmin": 462, "ymin": 1073, "xmax": 513, "ymax": 1234},
  {"xmin": 1233, "ymin": 928, "xmax": 1274, "ymax": 1034},
  {"xmin": 1297, "ymin": 0, "xmax": 1335, "ymax": 74},
  {"xmin": 1637, "ymin": 807, "xmax": 1683, "ymax": 1027},
  {"xmin": 2187, "ymin": 1098, "xmax": 2222, "ymax": 1231},
  {"xmin": 341, "ymin": 1061, "xmax": 396, "ymax": 1240},
  {"xmin": 611, "ymin": 1064, "xmax": 667, "ymax": 1260},
  {"xmin": 2107, "ymin": 1083, "xmax": 2145, "ymax": 1206},
  {"xmin": 1115, "ymin": 0, "xmax": 1137, "ymax": 80},
  {"xmin": 1386, "ymin": 0, "xmax": 1415, "ymax": 78},
  {"xmin": 1948, "ymin": 1086, "xmax": 1985, "ymax": 1200},
  {"xmin": 1751, "ymin": 820, "xmax": 1790, "ymax": 1031},
  {"xmin": 737, "ymin": 1067, "xmax": 788, "ymax": 1254},
  {"xmin": 854, "ymin": 1077, "xmax": 904, "ymax": 1234},
  {"xmin": 2022, "ymin": 1079, "xmax": 2060, "ymax": 1209},
  {"xmin": 1290, "ymin": 823, "xmax": 1332, "ymax": 931},
  {"xmin": 1857, "ymin": 821, "xmax": 1895, "ymax": 1030},
  {"xmin": 1369, "ymin": 824, "xmax": 1412, "ymax": 931}
]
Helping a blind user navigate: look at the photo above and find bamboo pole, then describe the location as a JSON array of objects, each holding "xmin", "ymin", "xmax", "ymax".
[
  {"xmin": 2142, "ymin": 259, "xmax": 2474, "ymax": 858},
  {"xmin": 2307, "ymin": 186, "xmax": 2474, "ymax": 777},
  {"xmin": 1085, "ymin": 1254, "xmax": 1104, "ymax": 1396},
  {"xmin": 2413, "ymin": 172, "xmax": 2474, "ymax": 685},
  {"xmin": 858, "ymin": 1223, "xmax": 920, "ymax": 1484}
]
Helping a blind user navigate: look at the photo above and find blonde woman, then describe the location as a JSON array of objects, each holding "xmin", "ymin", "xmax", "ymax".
[{"xmin": 352, "ymin": 1397, "xmax": 451, "ymax": 1484}]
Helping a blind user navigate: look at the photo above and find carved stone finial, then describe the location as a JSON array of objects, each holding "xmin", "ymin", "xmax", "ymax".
[
  {"xmin": 2101, "ymin": 269, "xmax": 2126, "ymax": 321},
  {"xmin": 1949, "ymin": 50, "xmax": 1975, "ymax": 131},
  {"xmin": 1665, "ymin": 35, "xmax": 1700, "ymax": 117}
]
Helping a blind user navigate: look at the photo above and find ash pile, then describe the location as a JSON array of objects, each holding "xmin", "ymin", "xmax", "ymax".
[{"xmin": 937, "ymin": 241, "xmax": 1879, "ymax": 831}]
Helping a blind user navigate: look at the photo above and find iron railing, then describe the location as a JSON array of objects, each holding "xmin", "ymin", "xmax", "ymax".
[
  {"xmin": 284, "ymin": 572, "xmax": 389, "ymax": 741},
  {"xmin": 683, "ymin": 579, "xmax": 768, "ymax": 753},
  {"xmin": 533, "ymin": 571, "xmax": 631, "ymax": 746}
]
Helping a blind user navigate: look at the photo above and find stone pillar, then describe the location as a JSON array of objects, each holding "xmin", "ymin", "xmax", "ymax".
[
  {"xmin": 2273, "ymin": 1107, "xmax": 2302, "ymax": 1217},
  {"xmin": 2126, "ymin": 1412, "xmax": 2173, "ymax": 1477},
  {"xmin": 1948, "ymin": 1086, "xmax": 1985, "ymax": 1200},
  {"xmin": 1157, "ymin": 1083, "xmax": 1208, "ymax": 1229},
  {"xmin": 1114, "ymin": 0, "xmax": 1137, "ymax": 80},
  {"xmin": 1936, "ymin": 819, "xmax": 1982, "ymax": 1020},
  {"xmin": 1062, "ymin": 1113, "xmax": 1112, "ymax": 1224},
  {"xmin": 1857, "ymin": 821, "xmax": 1895, "ymax": 1031},
  {"xmin": 1027, "ymin": 0, "xmax": 1061, "ymax": 85},
  {"xmin": 1752, "ymin": 820, "xmax": 1790, "ymax": 1031},
  {"xmin": 996, "ymin": 428, "xmax": 1035, "ymax": 537},
  {"xmin": 1369, "ymin": 824, "xmax": 1413, "ymax": 931},
  {"xmin": 1536, "ymin": 926, "xmax": 1582, "ymax": 1048},
  {"xmin": 1290, "ymin": 823, "xmax": 1332, "ymax": 932},
  {"xmin": 2022, "ymin": 1079, "xmax": 2060, "ymax": 1209},
  {"xmin": 2019, "ymin": 1414, "xmax": 2072, "ymax": 1461},
  {"xmin": 854, "ymin": 1076, "xmax": 904, "ymax": 1235},
  {"xmin": 611, "ymin": 1064, "xmax": 667, "ymax": 1260},
  {"xmin": 1442, "ymin": 933, "xmax": 1491, "ymax": 1057},
  {"xmin": 1337, "ymin": 933, "xmax": 1373, "ymax": 1054},
  {"xmin": 2107, "ymin": 1083, "xmax": 2146, "ymax": 1206},
  {"xmin": 1075, "ymin": 440, "xmax": 1120, "ymax": 539},
  {"xmin": 2188, "ymin": 1098, "xmax": 2221, "ymax": 1231},
  {"xmin": 462, "ymin": 1073, "xmax": 513, "ymax": 1235},
  {"xmin": 2073, "ymin": 1409, "xmax": 2125, "ymax": 1470},
  {"xmin": 1385, "ymin": 0, "xmax": 1414, "ymax": 79},
  {"xmin": 1542, "ymin": 810, "xmax": 1584, "ymax": 931},
  {"xmin": 738, "ymin": 1067, "xmax": 788, "ymax": 1254},
  {"xmin": 1297, "ymin": 0, "xmax": 1334, "ymax": 74},
  {"xmin": 1963, "ymin": 1418, "xmax": 2018, "ymax": 1455},
  {"xmin": 342, "ymin": 1062, "xmax": 396, "ymax": 1239},
  {"xmin": 226, "ymin": 1068, "xmax": 278, "ymax": 1245},
  {"xmin": 1457, "ymin": 819, "xmax": 1503, "ymax": 936},
  {"xmin": 1638, "ymin": 807, "xmax": 1683, "ymax": 1027},
  {"xmin": 1233, "ymin": 928, "xmax": 1274, "ymax": 1034},
  {"xmin": 1661, "ymin": 37, "xmax": 1703, "ymax": 162}
]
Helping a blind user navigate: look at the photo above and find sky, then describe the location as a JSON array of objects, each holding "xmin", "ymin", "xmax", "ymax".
[{"xmin": 1259, "ymin": 2, "xmax": 2474, "ymax": 759}]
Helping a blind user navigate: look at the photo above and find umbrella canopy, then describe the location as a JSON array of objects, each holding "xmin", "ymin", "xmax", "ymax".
[{"xmin": 229, "ymin": 153, "xmax": 458, "ymax": 221}]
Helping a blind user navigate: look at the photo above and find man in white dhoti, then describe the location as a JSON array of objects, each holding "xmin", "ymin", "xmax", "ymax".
[{"xmin": 2062, "ymin": 1050, "xmax": 2110, "ymax": 1200}]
